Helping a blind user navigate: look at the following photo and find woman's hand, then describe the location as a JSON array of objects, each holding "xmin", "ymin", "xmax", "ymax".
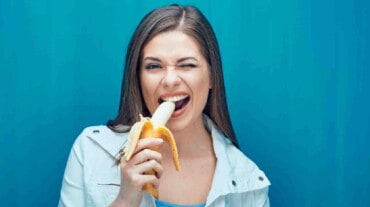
[{"xmin": 110, "ymin": 138, "xmax": 163, "ymax": 207}]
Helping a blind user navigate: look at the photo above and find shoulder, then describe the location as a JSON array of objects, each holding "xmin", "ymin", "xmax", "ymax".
[
  {"xmin": 63, "ymin": 126, "xmax": 126, "ymax": 206},
  {"xmin": 207, "ymin": 118, "xmax": 266, "ymax": 177},
  {"xmin": 223, "ymin": 140, "xmax": 270, "ymax": 183},
  {"xmin": 79, "ymin": 125, "xmax": 122, "ymax": 139},
  {"xmin": 72, "ymin": 125, "xmax": 128, "ymax": 158},
  {"xmin": 216, "ymin": 141, "xmax": 271, "ymax": 204},
  {"xmin": 207, "ymin": 124, "xmax": 271, "ymax": 205},
  {"xmin": 207, "ymin": 116, "xmax": 271, "ymax": 191},
  {"xmin": 226, "ymin": 143, "xmax": 262, "ymax": 174}
]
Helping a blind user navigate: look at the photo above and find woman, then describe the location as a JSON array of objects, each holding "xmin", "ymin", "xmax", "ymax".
[{"xmin": 59, "ymin": 4, "xmax": 270, "ymax": 207}]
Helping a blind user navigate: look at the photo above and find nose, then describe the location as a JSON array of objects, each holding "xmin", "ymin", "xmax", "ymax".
[{"xmin": 162, "ymin": 67, "xmax": 180, "ymax": 88}]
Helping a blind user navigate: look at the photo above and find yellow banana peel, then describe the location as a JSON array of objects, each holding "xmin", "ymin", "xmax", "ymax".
[{"xmin": 123, "ymin": 101, "xmax": 180, "ymax": 198}]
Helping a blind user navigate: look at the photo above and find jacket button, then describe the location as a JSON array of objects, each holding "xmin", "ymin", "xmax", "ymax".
[
  {"xmin": 232, "ymin": 180, "xmax": 236, "ymax": 186},
  {"xmin": 93, "ymin": 129, "xmax": 100, "ymax": 134},
  {"xmin": 258, "ymin": 176, "xmax": 264, "ymax": 181}
]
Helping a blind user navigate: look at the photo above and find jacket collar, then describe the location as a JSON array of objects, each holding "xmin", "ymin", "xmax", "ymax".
[
  {"xmin": 204, "ymin": 115, "xmax": 270, "ymax": 205},
  {"xmin": 84, "ymin": 125, "xmax": 127, "ymax": 159}
]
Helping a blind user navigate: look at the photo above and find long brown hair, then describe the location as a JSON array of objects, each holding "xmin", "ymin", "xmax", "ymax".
[{"xmin": 107, "ymin": 4, "xmax": 239, "ymax": 147}]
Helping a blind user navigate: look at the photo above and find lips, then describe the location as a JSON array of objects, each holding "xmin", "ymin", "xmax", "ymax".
[{"xmin": 159, "ymin": 94, "xmax": 190, "ymax": 112}]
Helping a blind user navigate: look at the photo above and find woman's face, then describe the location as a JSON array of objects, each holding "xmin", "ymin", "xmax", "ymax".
[{"xmin": 140, "ymin": 30, "xmax": 211, "ymax": 133}]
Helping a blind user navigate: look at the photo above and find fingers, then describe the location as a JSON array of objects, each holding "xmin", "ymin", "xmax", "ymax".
[
  {"xmin": 130, "ymin": 148, "xmax": 162, "ymax": 165},
  {"xmin": 128, "ymin": 159, "xmax": 163, "ymax": 188},
  {"xmin": 134, "ymin": 159, "xmax": 163, "ymax": 179},
  {"xmin": 121, "ymin": 156, "xmax": 163, "ymax": 191},
  {"xmin": 121, "ymin": 137, "xmax": 163, "ymax": 166},
  {"xmin": 123, "ymin": 149, "xmax": 163, "ymax": 180},
  {"xmin": 133, "ymin": 137, "xmax": 163, "ymax": 154},
  {"xmin": 119, "ymin": 138, "xmax": 164, "ymax": 191},
  {"xmin": 130, "ymin": 174, "xmax": 160, "ymax": 190}
]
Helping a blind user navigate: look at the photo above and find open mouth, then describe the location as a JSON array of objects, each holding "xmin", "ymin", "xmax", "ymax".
[{"xmin": 159, "ymin": 95, "xmax": 190, "ymax": 111}]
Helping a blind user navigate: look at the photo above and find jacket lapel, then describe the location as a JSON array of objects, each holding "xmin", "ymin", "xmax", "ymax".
[
  {"xmin": 84, "ymin": 125, "xmax": 128, "ymax": 159},
  {"xmin": 204, "ymin": 116, "xmax": 270, "ymax": 206}
]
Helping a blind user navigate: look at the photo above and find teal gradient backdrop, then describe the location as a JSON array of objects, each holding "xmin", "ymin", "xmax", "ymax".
[{"xmin": 1, "ymin": 0, "xmax": 369, "ymax": 206}]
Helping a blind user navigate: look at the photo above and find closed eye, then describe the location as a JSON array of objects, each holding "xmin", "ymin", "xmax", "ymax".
[{"xmin": 179, "ymin": 63, "xmax": 197, "ymax": 69}]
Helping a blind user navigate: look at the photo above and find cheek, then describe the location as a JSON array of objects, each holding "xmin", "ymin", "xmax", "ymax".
[
  {"xmin": 187, "ymin": 73, "xmax": 211, "ymax": 103},
  {"xmin": 141, "ymin": 79, "xmax": 152, "ymax": 96},
  {"xmin": 140, "ymin": 73, "xmax": 158, "ymax": 110},
  {"xmin": 140, "ymin": 71, "xmax": 156, "ymax": 91}
]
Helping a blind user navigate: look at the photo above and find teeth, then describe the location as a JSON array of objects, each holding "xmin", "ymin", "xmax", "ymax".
[{"xmin": 162, "ymin": 95, "xmax": 188, "ymax": 102}]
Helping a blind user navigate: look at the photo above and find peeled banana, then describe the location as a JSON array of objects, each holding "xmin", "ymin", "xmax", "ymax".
[{"xmin": 122, "ymin": 101, "xmax": 180, "ymax": 198}]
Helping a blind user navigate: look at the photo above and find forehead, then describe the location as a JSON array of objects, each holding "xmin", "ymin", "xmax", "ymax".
[{"xmin": 142, "ymin": 30, "xmax": 202, "ymax": 60}]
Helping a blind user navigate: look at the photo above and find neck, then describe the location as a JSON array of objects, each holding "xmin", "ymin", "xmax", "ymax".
[{"xmin": 162, "ymin": 117, "xmax": 213, "ymax": 158}]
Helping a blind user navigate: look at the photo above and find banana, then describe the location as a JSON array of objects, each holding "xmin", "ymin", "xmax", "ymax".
[{"xmin": 122, "ymin": 101, "xmax": 180, "ymax": 198}]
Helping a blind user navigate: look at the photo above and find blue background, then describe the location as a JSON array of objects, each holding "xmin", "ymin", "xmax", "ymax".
[{"xmin": 1, "ymin": 0, "xmax": 369, "ymax": 206}]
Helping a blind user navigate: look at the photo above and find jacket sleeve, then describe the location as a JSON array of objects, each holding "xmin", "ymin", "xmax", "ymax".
[{"xmin": 58, "ymin": 134, "xmax": 86, "ymax": 207}]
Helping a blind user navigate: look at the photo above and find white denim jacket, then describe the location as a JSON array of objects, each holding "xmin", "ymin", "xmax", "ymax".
[{"xmin": 58, "ymin": 116, "xmax": 270, "ymax": 207}]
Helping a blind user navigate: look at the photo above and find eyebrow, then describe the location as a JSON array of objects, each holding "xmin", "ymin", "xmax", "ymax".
[
  {"xmin": 177, "ymin": 57, "xmax": 198, "ymax": 63},
  {"xmin": 142, "ymin": 56, "xmax": 198, "ymax": 63},
  {"xmin": 143, "ymin": 57, "xmax": 161, "ymax": 62}
]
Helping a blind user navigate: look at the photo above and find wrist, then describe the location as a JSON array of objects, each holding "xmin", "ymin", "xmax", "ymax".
[{"xmin": 110, "ymin": 194, "xmax": 140, "ymax": 207}]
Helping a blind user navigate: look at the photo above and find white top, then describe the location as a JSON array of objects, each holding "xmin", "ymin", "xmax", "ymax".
[{"xmin": 58, "ymin": 115, "xmax": 271, "ymax": 207}]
